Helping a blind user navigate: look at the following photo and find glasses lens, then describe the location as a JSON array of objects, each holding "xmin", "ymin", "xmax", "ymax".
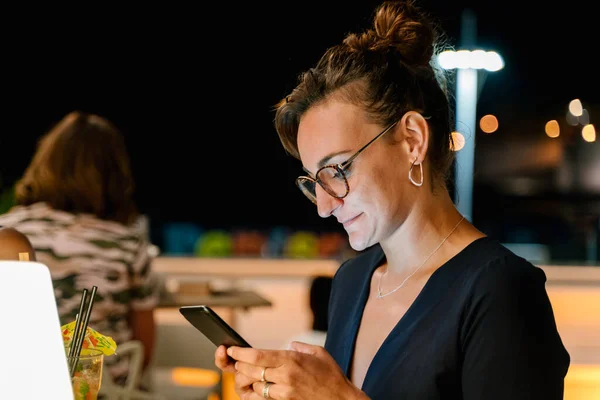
[
  {"xmin": 296, "ymin": 177, "xmax": 317, "ymax": 204},
  {"xmin": 317, "ymin": 166, "xmax": 348, "ymax": 198}
]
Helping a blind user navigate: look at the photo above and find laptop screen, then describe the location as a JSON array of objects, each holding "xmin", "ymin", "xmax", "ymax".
[{"xmin": 0, "ymin": 261, "xmax": 74, "ymax": 399}]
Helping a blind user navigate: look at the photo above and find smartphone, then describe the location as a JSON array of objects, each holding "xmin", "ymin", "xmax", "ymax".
[{"xmin": 179, "ymin": 305, "xmax": 252, "ymax": 348}]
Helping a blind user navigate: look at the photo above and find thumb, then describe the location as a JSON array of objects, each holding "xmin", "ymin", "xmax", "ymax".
[{"xmin": 289, "ymin": 341, "xmax": 320, "ymax": 355}]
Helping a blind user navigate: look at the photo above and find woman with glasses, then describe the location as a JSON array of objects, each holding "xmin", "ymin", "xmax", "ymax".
[{"xmin": 215, "ymin": 1, "xmax": 570, "ymax": 399}]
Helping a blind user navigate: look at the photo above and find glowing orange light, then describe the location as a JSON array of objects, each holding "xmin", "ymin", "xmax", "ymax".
[
  {"xmin": 582, "ymin": 124, "xmax": 596, "ymax": 142},
  {"xmin": 480, "ymin": 114, "xmax": 499, "ymax": 133},
  {"xmin": 545, "ymin": 120, "xmax": 560, "ymax": 138},
  {"xmin": 171, "ymin": 367, "xmax": 220, "ymax": 387},
  {"xmin": 450, "ymin": 131, "xmax": 465, "ymax": 151}
]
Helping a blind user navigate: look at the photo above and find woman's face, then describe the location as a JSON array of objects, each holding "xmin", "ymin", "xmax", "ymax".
[{"xmin": 297, "ymin": 100, "xmax": 416, "ymax": 251}]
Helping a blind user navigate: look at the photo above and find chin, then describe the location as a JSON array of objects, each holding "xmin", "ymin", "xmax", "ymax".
[{"xmin": 347, "ymin": 232, "xmax": 371, "ymax": 252}]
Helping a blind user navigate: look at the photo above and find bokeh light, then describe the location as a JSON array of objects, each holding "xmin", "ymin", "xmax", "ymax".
[
  {"xmin": 569, "ymin": 99, "xmax": 583, "ymax": 117},
  {"xmin": 480, "ymin": 114, "xmax": 499, "ymax": 133},
  {"xmin": 582, "ymin": 124, "xmax": 596, "ymax": 142},
  {"xmin": 578, "ymin": 109, "xmax": 590, "ymax": 125},
  {"xmin": 545, "ymin": 120, "xmax": 560, "ymax": 138},
  {"xmin": 450, "ymin": 131, "xmax": 466, "ymax": 151}
]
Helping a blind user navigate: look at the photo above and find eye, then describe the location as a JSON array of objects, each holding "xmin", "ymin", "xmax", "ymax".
[{"xmin": 338, "ymin": 163, "xmax": 352, "ymax": 178}]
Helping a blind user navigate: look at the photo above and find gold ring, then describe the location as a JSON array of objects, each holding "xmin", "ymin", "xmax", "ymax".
[
  {"xmin": 260, "ymin": 366, "xmax": 267, "ymax": 382},
  {"xmin": 262, "ymin": 381, "xmax": 272, "ymax": 399}
]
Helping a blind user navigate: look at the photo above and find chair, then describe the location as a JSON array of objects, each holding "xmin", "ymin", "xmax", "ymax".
[{"xmin": 100, "ymin": 340, "xmax": 166, "ymax": 400}]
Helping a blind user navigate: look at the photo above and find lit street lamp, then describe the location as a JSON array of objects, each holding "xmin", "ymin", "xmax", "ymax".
[{"xmin": 437, "ymin": 9, "xmax": 504, "ymax": 222}]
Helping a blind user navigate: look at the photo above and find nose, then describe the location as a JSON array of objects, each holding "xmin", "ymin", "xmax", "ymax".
[{"xmin": 315, "ymin": 185, "xmax": 342, "ymax": 218}]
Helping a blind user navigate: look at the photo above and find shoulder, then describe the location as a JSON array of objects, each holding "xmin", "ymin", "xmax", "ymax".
[
  {"xmin": 77, "ymin": 216, "xmax": 154, "ymax": 263},
  {"xmin": 444, "ymin": 236, "xmax": 543, "ymax": 287},
  {"xmin": 458, "ymin": 239, "xmax": 570, "ymax": 382},
  {"xmin": 456, "ymin": 238, "xmax": 553, "ymax": 322},
  {"xmin": 72, "ymin": 213, "xmax": 149, "ymax": 248},
  {"xmin": 0, "ymin": 204, "xmax": 35, "ymax": 225},
  {"xmin": 0, "ymin": 202, "xmax": 75, "ymax": 228},
  {"xmin": 467, "ymin": 238, "xmax": 547, "ymax": 295}
]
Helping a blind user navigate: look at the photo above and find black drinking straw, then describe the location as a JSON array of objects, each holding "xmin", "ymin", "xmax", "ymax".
[
  {"xmin": 68, "ymin": 289, "xmax": 88, "ymax": 360},
  {"xmin": 70, "ymin": 286, "xmax": 97, "ymax": 377}
]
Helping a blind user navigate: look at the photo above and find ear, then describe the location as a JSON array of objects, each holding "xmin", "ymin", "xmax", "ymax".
[{"xmin": 398, "ymin": 111, "xmax": 430, "ymax": 164}]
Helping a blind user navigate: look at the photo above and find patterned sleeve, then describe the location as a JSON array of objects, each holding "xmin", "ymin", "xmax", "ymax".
[{"xmin": 128, "ymin": 235, "xmax": 160, "ymax": 310}]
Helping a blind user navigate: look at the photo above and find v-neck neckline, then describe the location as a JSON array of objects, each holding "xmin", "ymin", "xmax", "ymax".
[{"xmin": 343, "ymin": 236, "xmax": 490, "ymax": 390}]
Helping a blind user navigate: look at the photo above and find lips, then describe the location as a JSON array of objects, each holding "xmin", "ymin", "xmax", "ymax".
[{"xmin": 341, "ymin": 213, "xmax": 362, "ymax": 227}]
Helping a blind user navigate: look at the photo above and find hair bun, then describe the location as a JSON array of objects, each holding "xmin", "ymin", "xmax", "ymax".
[{"xmin": 371, "ymin": 0, "xmax": 436, "ymax": 66}]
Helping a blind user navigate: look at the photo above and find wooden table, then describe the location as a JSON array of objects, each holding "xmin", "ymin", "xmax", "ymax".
[{"xmin": 158, "ymin": 289, "xmax": 272, "ymax": 310}]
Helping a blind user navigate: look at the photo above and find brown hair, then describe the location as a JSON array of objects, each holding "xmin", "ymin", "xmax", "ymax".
[
  {"xmin": 15, "ymin": 111, "xmax": 138, "ymax": 225},
  {"xmin": 274, "ymin": 0, "xmax": 454, "ymax": 188}
]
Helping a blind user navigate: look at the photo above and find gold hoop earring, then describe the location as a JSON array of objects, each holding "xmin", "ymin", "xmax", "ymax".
[{"xmin": 409, "ymin": 160, "xmax": 423, "ymax": 187}]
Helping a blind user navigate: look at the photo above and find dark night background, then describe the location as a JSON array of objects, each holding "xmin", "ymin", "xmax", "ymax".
[{"xmin": 1, "ymin": 1, "xmax": 597, "ymax": 257}]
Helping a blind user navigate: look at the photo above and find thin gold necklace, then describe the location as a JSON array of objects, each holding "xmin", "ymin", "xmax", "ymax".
[{"xmin": 377, "ymin": 216, "xmax": 465, "ymax": 299}]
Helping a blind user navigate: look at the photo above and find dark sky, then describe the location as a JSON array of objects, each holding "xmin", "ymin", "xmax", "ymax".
[{"xmin": 1, "ymin": 1, "xmax": 596, "ymax": 231}]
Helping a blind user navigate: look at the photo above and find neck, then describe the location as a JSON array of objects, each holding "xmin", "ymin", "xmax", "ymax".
[{"xmin": 379, "ymin": 187, "xmax": 464, "ymax": 277}]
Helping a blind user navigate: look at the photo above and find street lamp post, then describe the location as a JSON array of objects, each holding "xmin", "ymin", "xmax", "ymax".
[{"xmin": 437, "ymin": 9, "xmax": 504, "ymax": 222}]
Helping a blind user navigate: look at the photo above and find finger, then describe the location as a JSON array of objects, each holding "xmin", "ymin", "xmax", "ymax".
[
  {"xmin": 227, "ymin": 346, "xmax": 289, "ymax": 367},
  {"xmin": 289, "ymin": 340, "xmax": 322, "ymax": 355},
  {"xmin": 252, "ymin": 381, "xmax": 282, "ymax": 400},
  {"xmin": 232, "ymin": 371, "xmax": 256, "ymax": 400},
  {"xmin": 234, "ymin": 367, "xmax": 256, "ymax": 388},
  {"xmin": 237, "ymin": 384, "xmax": 263, "ymax": 400},
  {"xmin": 236, "ymin": 385, "xmax": 259, "ymax": 400},
  {"xmin": 215, "ymin": 345, "xmax": 236, "ymax": 372},
  {"xmin": 235, "ymin": 361, "xmax": 281, "ymax": 385}
]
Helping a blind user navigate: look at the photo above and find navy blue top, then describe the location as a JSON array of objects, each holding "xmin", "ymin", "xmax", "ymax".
[{"xmin": 325, "ymin": 237, "xmax": 570, "ymax": 399}]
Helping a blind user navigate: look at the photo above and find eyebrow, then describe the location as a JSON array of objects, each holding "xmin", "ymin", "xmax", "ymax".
[{"xmin": 302, "ymin": 149, "xmax": 352, "ymax": 176}]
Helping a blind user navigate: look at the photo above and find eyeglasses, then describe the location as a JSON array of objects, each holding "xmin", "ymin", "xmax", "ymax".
[{"xmin": 296, "ymin": 121, "xmax": 398, "ymax": 204}]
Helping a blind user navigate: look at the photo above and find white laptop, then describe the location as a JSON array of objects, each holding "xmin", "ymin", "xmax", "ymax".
[{"xmin": 0, "ymin": 261, "xmax": 73, "ymax": 399}]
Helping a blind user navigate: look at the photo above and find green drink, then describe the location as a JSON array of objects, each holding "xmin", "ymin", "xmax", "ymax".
[{"xmin": 66, "ymin": 348, "xmax": 103, "ymax": 400}]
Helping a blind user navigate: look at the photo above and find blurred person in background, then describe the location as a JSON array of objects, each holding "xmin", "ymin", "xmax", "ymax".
[
  {"xmin": 281, "ymin": 276, "xmax": 333, "ymax": 349},
  {"xmin": 215, "ymin": 1, "xmax": 569, "ymax": 399},
  {"xmin": 0, "ymin": 111, "xmax": 159, "ymax": 386},
  {"xmin": 0, "ymin": 226, "xmax": 37, "ymax": 261}
]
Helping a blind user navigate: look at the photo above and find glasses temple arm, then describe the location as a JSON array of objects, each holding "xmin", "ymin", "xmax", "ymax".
[{"xmin": 339, "ymin": 121, "xmax": 398, "ymax": 169}]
